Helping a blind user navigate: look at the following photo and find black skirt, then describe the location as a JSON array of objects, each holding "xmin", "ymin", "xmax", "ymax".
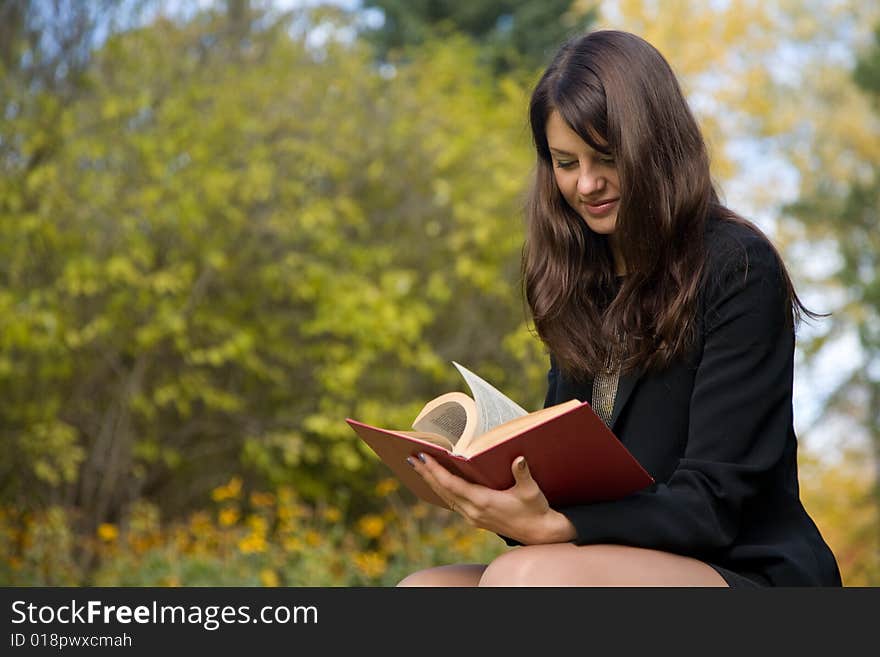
[{"xmin": 709, "ymin": 563, "xmax": 771, "ymax": 588}]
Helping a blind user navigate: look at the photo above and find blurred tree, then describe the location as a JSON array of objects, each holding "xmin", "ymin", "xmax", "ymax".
[
  {"xmin": 359, "ymin": 0, "xmax": 597, "ymax": 73},
  {"xmin": 0, "ymin": 0, "xmax": 136, "ymax": 95},
  {"xmin": 0, "ymin": 4, "xmax": 545, "ymax": 553},
  {"xmin": 0, "ymin": 0, "xmax": 153, "ymax": 529},
  {"xmin": 799, "ymin": 447, "xmax": 879, "ymax": 585},
  {"xmin": 783, "ymin": 22, "xmax": 880, "ymax": 582},
  {"xmin": 591, "ymin": 0, "xmax": 820, "ymax": 183},
  {"xmin": 0, "ymin": 0, "xmax": 151, "ymax": 173}
]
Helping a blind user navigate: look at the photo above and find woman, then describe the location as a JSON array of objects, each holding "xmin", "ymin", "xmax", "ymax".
[{"xmin": 398, "ymin": 30, "xmax": 842, "ymax": 587}]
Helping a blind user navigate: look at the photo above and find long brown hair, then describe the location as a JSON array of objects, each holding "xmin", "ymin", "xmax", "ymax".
[{"xmin": 522, "ymin": 30, "xmax": 817, "ymax": 380}]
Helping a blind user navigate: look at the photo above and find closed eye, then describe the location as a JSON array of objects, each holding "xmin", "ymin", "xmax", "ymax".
[{"xmin": 554, "ymin": 160, "xmax": 577, "ymax": 169}]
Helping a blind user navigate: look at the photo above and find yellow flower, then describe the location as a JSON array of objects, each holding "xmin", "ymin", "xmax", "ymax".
[
  {"xmin": 246, "ymin": 514, "xmax": 268, "ymax": 535},
  {"xmin": 322, "ymin": 507, "xmax": 341, "ymax": 523},
  {"xmin": 218, "ymin": 508, "xmax": 240, "ymax": 527},
  {"xmin": 250, "ymin": 491, "xmax": 275, "ymax": 508},
  {"xmin": 130, "ymin": 536, "xmax": 152, "ymax": 555},
  {"xmin": 97, "ymin": 523, "xmax": 119, "ymax": 542},
  {"xmin": 305, "ymin": 530, "xmax": 322, "ymax": 547},
  {"xmin": 454, "ymin": 534, "xmax": 476, "ymax": 554},
  {"xmin": 353, "ymin": 551, "xmax": 388, "ymax": 579},
  {"xmin": 281, "ymin": 502, "xmax": 309, "ymax": 520},
  {"xmin": 277, "ymin": 506, "xmax": 295, "ymax": 524},
  {"xmin": 357, "ymin": 514, "xmax": 385, "ymax": 539},
  {"xmin": 211, "ymin": 476, "xmax": 243, "ymax": 502},
  {"xmin": 172, "ymin": 527, "xmax": 190, "ymax": 553},
  {"xmin": 238, "ymin": 533, "xmax": 267, "ymax": 554},
  {"xmin": 260, "ymin": 569, "xmax": 280, "ymax": 587},
  {"xmin": 375, "ymin": 478, "xmax": 399, "ymax": 497},
  {"xmin": 188, "ymin": 511, "xmax": 212, "ymax": 533}
]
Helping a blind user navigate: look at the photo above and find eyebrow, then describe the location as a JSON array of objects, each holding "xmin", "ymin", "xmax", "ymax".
[{"xmin": 550, "ymin": 144, "xmax": 612, "ymax": 158}]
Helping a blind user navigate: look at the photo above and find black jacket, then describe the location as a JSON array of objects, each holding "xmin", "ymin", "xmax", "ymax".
[{"xmin": 536, "ymin": 217, "xmax": 841, "ymax": 586}]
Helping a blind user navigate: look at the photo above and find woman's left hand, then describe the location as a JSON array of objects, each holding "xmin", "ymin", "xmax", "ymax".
[{"xmin": 407, "ymin": 452, "xmax": 576, "ymax": 545}]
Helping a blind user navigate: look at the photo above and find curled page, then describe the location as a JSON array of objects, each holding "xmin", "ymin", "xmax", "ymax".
[
  {"xmin": 411, "ymin": 391, "xmax": 476, "ymax": 443},
  {"xmin": 452, "ymin": 361, "xmax": 528, "ymax": 436}
]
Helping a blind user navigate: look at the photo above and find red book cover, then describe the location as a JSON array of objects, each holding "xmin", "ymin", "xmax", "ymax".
[{"xmin": 346, "ymin": 401, "xmax": 654, "ymax": 509}]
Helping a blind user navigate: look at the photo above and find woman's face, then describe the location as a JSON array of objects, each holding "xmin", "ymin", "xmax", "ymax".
[{"xmin": 546, "ymin": 110, "xmax": 620, "ymax": 236}]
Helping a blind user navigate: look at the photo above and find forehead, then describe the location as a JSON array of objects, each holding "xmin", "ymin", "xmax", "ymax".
[{"xmin": 546, "ymin": 110, "xmax": 607, "ymax": 154}]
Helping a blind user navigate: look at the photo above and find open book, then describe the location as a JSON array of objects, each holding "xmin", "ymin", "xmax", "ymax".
[{"xmin": 346, "ymin": 362, "xmax": 654, "ymax": 509}]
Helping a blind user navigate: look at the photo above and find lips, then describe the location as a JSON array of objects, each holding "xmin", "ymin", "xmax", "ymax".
[{"xmin": 581, "ymin": 197, "xmax": 619, "ymax": 218}]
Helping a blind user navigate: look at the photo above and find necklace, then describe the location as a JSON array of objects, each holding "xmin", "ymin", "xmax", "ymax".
[{"xmin": 591, "ymin": 333, "xmax": 624, "ymax": 427}]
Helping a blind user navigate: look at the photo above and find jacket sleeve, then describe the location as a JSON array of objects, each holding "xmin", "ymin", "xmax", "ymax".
[{"xmin": 557, "ymin": 234, "xmax": 795, "ymax": 553}]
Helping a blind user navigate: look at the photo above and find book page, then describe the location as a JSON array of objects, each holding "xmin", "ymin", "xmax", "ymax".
[
  {"xmin": 393, "ymin": 431, "xmax": 456, "ymax": 452},
  {"xmin": 452, "ymin": 362, "xmax": 528, "ymax": 441},
  {"xmin": 457, "ymin": 399, "xmax": 582, "ymax": 457},
  {"xmin": 411, "ymin": 392, "xmax": 477, "ymax": 444}
]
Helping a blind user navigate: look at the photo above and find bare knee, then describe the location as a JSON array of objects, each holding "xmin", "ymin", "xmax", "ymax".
[
  {"xmin": 479, "ymin": 544, "xmax": 727, "ymax": 587},
  {"xmin": 479, "ymin": 546, "xmax": 563, "ymax": 586},
  {"xmin": 396, "ymin": 564, "xmax": 486, "ymax": 587},
  {"xmin": 396, "ymin": 567, "xmax": 445, "ymax": 587},
  {"xmin": 480, "ymin": 544, "xmax": 639, "ymax": 586}
]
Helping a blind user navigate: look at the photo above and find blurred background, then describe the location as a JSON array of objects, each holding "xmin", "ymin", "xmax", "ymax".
[{"xmin": 1, "ymin": 0, "xmax": 877, "ymax": 586}]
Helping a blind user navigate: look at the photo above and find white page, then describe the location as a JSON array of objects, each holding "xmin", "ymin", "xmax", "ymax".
[{"xmin": 452, "ymin": 361, "xmax": 528, "ymax": 436}]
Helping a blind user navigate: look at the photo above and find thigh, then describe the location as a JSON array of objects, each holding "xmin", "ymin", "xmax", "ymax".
[
  {"xmin": 479, "ymin": 543, "xmax": 728, "ymax": 587},
  {"xmin": 396, "ymin": 563, "xmax": 487, "ymax": 587}
]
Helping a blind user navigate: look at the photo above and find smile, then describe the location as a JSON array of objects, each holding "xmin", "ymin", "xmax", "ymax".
[{"xmin": 582, "ymin": 198, "xmax": 619, "ymax": 218}]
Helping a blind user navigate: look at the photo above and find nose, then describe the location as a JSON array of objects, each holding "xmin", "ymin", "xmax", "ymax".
[{"xmin": 577, "ymin": 166, "xmax": 605, "ymax": 197}]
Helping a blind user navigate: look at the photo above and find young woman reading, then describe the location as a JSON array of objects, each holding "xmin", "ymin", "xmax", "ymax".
[{"xmin": 399, "ymin": 29, "xmax": 841, "ymax": 587}]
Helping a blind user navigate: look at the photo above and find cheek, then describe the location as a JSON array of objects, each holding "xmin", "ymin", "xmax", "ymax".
[
  {"xmin": 553, "ymin": 171, "xmax": 574, "ymax": 201},
  {"xmin": 609, "ymin": 174, "xmax": 620, "ymax": 191}
]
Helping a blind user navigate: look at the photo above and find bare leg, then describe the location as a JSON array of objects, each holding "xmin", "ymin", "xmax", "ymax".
[
  {"xmin": 478, "ymin": 543, "xmax": 728, "ymax": 587},
  {"xmin": 396, "ymin": 564, "xmax": 487, "ymax": 587}
]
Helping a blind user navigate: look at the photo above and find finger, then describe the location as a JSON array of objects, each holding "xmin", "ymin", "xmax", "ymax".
[
  {"xmin": 416, "ymin": 453, "xmax": 481, "ymax": 501},
  {"xmin": 511, "ymin": 456, "xmax": 533, "ymax": 487},
  {"xmin": 406, "ymin": 454, "xmax": 454, "ymax": 508},
  {"xmin": 406, "ymin": 453, "xmax": 461, "ymax": 511},
  {"xmin": 409, "ymin": 453, "xmax": 478, "ymax": 512}
]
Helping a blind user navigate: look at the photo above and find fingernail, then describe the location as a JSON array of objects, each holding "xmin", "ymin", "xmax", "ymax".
[
  {"xmin": 517, "ymin": 457, "xmax": 527, "ymax": 471},
  {"xmin": 406, "ymin": 457, "xmax": 416, "ymax": 468},
  {"xmin": 417, "ymin": 453, "xmax": 427, "ymax": 464}
]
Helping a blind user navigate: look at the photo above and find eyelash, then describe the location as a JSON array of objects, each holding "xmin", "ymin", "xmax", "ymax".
[{"xmin": 553, "ymin": 156, "xmax": 615, "ymax": 169}]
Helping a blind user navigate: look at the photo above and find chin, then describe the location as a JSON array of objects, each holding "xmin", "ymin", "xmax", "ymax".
[{"xmin": 581, "ymin": 214, "xmax": 618, "ymax": 235}]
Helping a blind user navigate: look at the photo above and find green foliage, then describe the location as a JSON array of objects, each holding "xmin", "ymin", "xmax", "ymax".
[
  {"xmin": 0, "ymin": 481, "xmax": 507, "ymax": 586},
  {"xmin": 787, "ymin": 24, "xmax": 880, "ymax": 417},
  {"xmin": 5, "ymin": 2, "xmax": 874, "ymax": 586},
  {"xmin": 785, "ymin": 21, "xmax": 880, "ymax": 579},
  {"xmin": 360, "ymin": 0, "xmax": 597, "ymax": 73},
  {"xmin": 0, "ymin": 6, "xmax": 548, "ymax": 539},
  {"xmin": 855, "ymin": 24, "xmax": 880, "ymax": 98}
]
